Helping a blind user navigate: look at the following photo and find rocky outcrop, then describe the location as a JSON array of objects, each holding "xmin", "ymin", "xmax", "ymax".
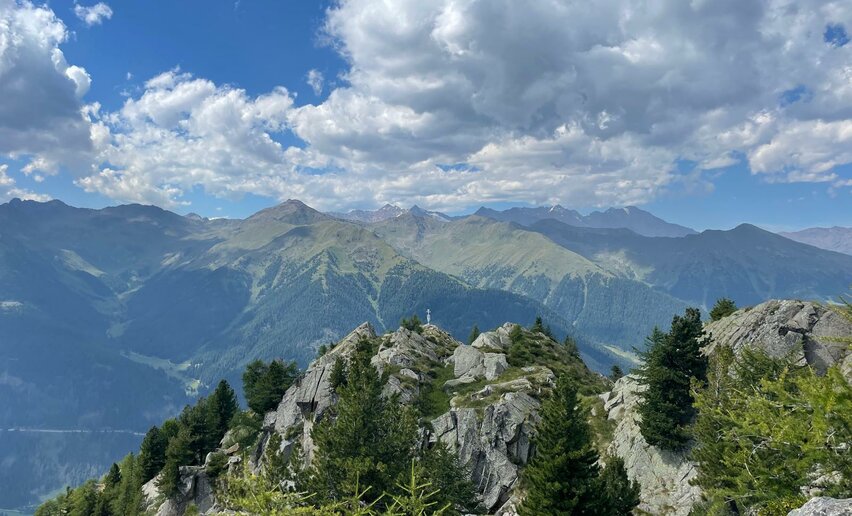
[
  {"xmin": 704, "ymin": 299, "xmax": 852, "ymax": 380},
  {"xmin": 602, "ymin": 375, "xmax": 701, "ymax": 516},
  {"xmin": 142, "ymin": 467, "xmax": 216, "ymax": 516},
  {"xmin": 471, "ymin": 323, "xmax": 515, "ymax": 351},
  {"xmin": 598, "ymin": 300, "xmax": 852, "ymax": 515},
  {"xmin": 261, "ymin": 322, "xmax": 377, "ymax": 466},
  {"xmin": 788, "ymin": 497, "xmax": 852, "ymax": 515},
  {"xmin": 251, "ymin": 323, "xmax": 566, "ymax": 514},
  {"xmin": 430, "ymin": 392, "xmax": 540, "ymax": 511}
]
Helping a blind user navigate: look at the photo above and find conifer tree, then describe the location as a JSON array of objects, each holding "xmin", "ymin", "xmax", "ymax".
[
  {"xmin": 519, "ymin": 375, "xmax": 600, "ymax": 515},
  {"xmin": 468, "ymin": 324, "xmax": 480, "ymax": 344},
  {"xmin": 637, "ymin": 308, "xmax": 708, "ymax": 451},
  {"xmin": 329, "ymin": 355, "xmax": 348, "ymax": 390},
  {"xmin": 243, "ymin": 359, "xmax": 299, "ymax": 415},
  {"xmin": 139, "ymin": 426, "xmax": 167, "ymax": 483},
  {"xmin": 420, "ymin": 441, "xmax": 477, "ymax": 513},
  {"xmin": 208, "ymin": 379, "xmax": 239, "ymax": 444},
  {"xmin": 610, "ymin": 365, "xmax": 623, "ymax": 381},
  {"xmin": 563, "ymin": 335, "xmax": 580, "ymax": 359},
  {"xmin": 591, "ymin": 457, "xmax": 640, "ymax": 515},
  {"xmin": 158, "ymin": 426, "xmax": 195, "ymax": 497},
  {"xmin": 709, "ymin": 297, "xmax": 737, "ymax": 321},
  {"xmin": 111, "ymin": 453, "xmax": 143, "ymax": 516},
  {"xmin": 309, "ymin": 351, "xmax": 419, "ymax": 504},
  {"xmin": 104, "ymin": 463, "xmax": 121, "ymax": 488}
]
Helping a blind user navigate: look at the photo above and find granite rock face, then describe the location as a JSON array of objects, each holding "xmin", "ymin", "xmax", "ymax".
[
  {"xmin": 430, "ymin": 392, "xmax": 540, "ymax": 512},
  {"xmin": 141, "ymin": 466, "xmax": 216, "ymax": 516},
  {"xmin": 602, "ymin": 375, "xmax": 702, "ymax": 516},
  {"xmin": 704, "ymin": 299, "xmax": 852, "ymax": 380},
  {"xmin": 253, "ymin": 323, "xmax": 556, "ymax": 513},
  {"xmin": 787, "ymin": 497, "xmax": 852, "ymax": 515}
]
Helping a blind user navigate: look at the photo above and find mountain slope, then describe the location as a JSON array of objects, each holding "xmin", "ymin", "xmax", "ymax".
[
  {"xmin": 474, "ymin": 204, "xmax": 696, "ymax": 237},
  {"xmin": 530, "ymin": 220, "xmax": 852, "ymax": 308},
  {"xmin": 780, "ymin": 226, "xmax": 852, "ymax": 256},
  {"xmin": 372, "ymin": 213, "xmax": 689, "ymax": 357}
]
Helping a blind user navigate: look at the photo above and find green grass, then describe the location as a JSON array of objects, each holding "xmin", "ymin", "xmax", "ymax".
[
  {"xmin": 417, "ymin": 364, "xmax": 456, "ymax": 420},
  {"xmin": 581, "ymin": 394, "xmax": 614, "ymax": 455}
]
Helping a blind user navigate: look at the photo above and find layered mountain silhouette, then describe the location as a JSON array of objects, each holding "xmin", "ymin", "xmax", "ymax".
[{"xmin": 2, "ymin": 197, "xmax": 851, "ymax": 510}]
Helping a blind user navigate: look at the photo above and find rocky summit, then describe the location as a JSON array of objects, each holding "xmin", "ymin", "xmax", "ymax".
[{"xmin": 57, "ymin": 298, "xmax": 852, "ymax": 515}]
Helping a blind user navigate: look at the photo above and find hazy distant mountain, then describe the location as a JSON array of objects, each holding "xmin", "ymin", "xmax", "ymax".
[
  {"xmin": 373, "ymin": 213, "xmax": 688, "ymax": 361},
  {"xmin": 330, "ymin": 204, "xmax": 455, "ymax": 223},
  {"xmin": 530, "ymin": 219, "xmax": 852, "ymax": 308},
  {"xmin": 329, "ymin": 203, "xmax": 406, "ymax": 223},
  {"xmin": 474, "ymin": 204, "xmax": 696, "ymax": 237},
  {"xmin": 474, "ymin": 205, "xmax": 587, "ymax": 228},
  {"xmin": 583, "ymin": 206, "xmax": 697, "ymax": 237},
  {"xmin": 0, "ymin": 198, "xmax": 574, "ymax": 509},
  {"xmin": 3, "ymin": 197, "xmax": 849, "ymax": 511},
  {"xmin": 779, "ymin": 227, "xmax": 852, "ymax": 256}
]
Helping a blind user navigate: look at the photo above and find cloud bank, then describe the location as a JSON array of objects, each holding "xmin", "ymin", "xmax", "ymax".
[{"xmin": 1, "ymin": 0, "xmax": 851, "ymax": 211}]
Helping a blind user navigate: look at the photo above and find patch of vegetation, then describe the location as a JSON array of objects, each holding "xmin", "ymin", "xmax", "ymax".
[
  {"xmin": 416, "ymin": 364, "xmax": 456, "ymax": 420},
  {"xmin": 709, "ymin": 297, "xmax": 738, "ymax": 321},
  {"xmin": 692, "ymin": 346, "xmax": 852, "ymax": 514}
]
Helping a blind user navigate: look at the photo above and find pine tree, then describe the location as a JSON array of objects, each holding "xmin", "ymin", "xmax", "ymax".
[
  {"xmin": 139, "ymin": 426, "xmax": 167, "ymax": 483},
  {"xmin": 329, "ymin": 355, "xmax": 348, "ymax": 390},
  {"xmin": 208, "ymin": 379, "xmax": 239, "ymax": 445},
  {"xmin": 158, "ymin": 426, "xmax": 195, "ymax": 497},
  {"xmin": 519, "ymin": 375, "xmax": 600, "ymax": 515},
  {"xmin": 610, "ymin": 365, "xmax": 623, "ymax": 381},
  {"xmin": 420, "ymin": 441, "xmax": 477, "ymax": 513},
  {"xmin": 563, "ymin": 334, "xmax": 580, "ymax": 359},
  {"xmin": 592, "ymin": 457, "xmax": 640, "ymax": 515},
  {"xmin": 244, "ymin": 359, "xmax": 300, "ymax": 415},
  {"xmin": 104, "ymin": 462, "xmax": 121, "ymax": 488},
  {"xmin": 468, "ymin": 324, "xmax": 480, "ymax": 344},
  {"xmin": 636, "ymin": 308, "xmax": 708, "ymax": 451},
  {"xmin": 709, "ymin": 298, "xmax": 737, "ymax": 321},
  {"xmin": 309, "ymin": 353, "xmax": 419, "ymax": 504}
]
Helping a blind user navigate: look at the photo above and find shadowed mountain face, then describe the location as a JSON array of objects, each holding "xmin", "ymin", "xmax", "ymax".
[
  {"xmin": 2, "ymin": 198, "xmax": 850, "ymax": 511},
  {"xmin": 473, "ymin": 204, "xmax": 697, "ymax": 237},
  {"xmin": 529, "ymin": 219, "xmax": 852, "ymax": 308},
  {"xmin": 780, "ymin": 226, "xmax": 852, "ymax": 256}
]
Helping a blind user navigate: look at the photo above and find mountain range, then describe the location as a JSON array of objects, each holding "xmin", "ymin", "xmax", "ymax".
[
  {"xmin": 780, "ymin": 226, "xmax": 852, "ymax": 256},
  {"xmin": 2, "ymin": 197, "xmax": 852, "ymax": 512}
]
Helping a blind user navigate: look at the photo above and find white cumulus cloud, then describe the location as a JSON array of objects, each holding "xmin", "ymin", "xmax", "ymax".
[{"xmin": 73, "ymin": 2, "xmax": 113, "ymax": 27}]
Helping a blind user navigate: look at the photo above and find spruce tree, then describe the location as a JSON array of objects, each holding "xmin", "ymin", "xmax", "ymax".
[
  {"xmin": 420, "ymin": 441, "xmax": 477, "ymax": 513},
  {"xmin": 563, "ymin": 335, "xmax": 580, "ymax": 359},
  {"xmin": 139, "ymin": 426, "xmax": 167, "ymax": 482},
  {"xmin": 519, "ymin": 375, "xmax": 600, "ymax": 515},
  {"xmin": 329, "ymin": 355, "xmax": 348, "ymax": 390},
  {"xmin": 592, "ymin": 457, "xmax": 640, "ymax": 515},
  {"xmin": 637, "ymin": 308, "xmax": 708, "ymax": 451},
  {"xmin": 468, "ymin": 324, "xmax": 480, "ymax": 344},
  {"xmin": 244, "ymin": 359, "xmax": 299, "ymax": 415},
  {"xmin": 158, "ymin": 426, "xmax": 194, "ymax": 497},
  {"xmin": 111, "ymin": 453, "xmax": 143, "ymax": 516},
  {"xmin": 208, "ymin": 379, "xmax": 238, "ymax": 445},
  {"xmin": 610, "ymin": 365, "xmax": 623, "ymax": 381},
  {"xmin": 104, "ymin": 463, "xmax": 121, "ymax": 488},
  {"xmin": 309, "ymin": 352, "xmax": 419, "ymax": 503},
  {"xmin": 709, "ymin": 297, "xmax": 737, "ymax": 321}
]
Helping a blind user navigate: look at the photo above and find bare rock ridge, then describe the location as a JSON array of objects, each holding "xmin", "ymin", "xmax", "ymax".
[
  {"xmin": 255, "ymin": 321, "xmax": 550, "ymax": 514},
  {"xmin": 602, "ymin": 299, "xmax": 852, "ymax": 515},
  {"xmin": 142, "ymin": 299, "xmax": 851, "ymax": 515},
  {"xmin": 703, "ymin": 299, "xmax": 852, "ymax": 380}
]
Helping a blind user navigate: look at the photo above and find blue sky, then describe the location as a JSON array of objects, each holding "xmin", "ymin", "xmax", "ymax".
[{"xmin": 0, "ymin": 0, "xmax": 850, "ymax": 231}]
